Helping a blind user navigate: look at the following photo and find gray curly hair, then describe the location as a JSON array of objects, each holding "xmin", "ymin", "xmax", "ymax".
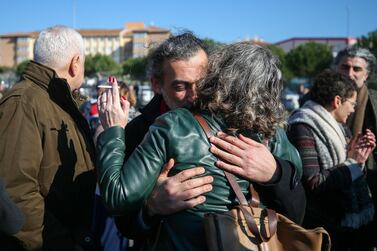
[
  {"xmin": 333, "ymin": 46, "xmax": 377, "ymax": 75},
  {"xmin": 195, "ymin": 42, "xmax": 284, "ymax": 138}
]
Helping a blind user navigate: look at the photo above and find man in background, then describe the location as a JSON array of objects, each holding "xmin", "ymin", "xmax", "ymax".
[
  {"xmin": 0, "ymin": 26, "xmax": 97, "ymax": 250},
  {"xmin": 334, "ymin": 46, "xmax": 377, "ymax": 249}
]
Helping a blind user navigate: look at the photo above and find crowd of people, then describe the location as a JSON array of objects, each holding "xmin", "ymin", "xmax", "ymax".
[{"xmin": 0, "ymin": 25, "xmax": 376, "ymax": 251}]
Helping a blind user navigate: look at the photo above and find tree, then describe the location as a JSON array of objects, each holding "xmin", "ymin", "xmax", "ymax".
[
  {"xmin": 357, "ymin": 29, "xmax": 377, "ymax": 59},
  {"xmin": 202, "ymin": 38, "xmax": 224, "ymax": 53},
  {"xmin": 265, "ymin": 44, "xmax": 293, "ymax": 81},
  {"xmin": 16, "ymin": 60, "xmax": 30, "ymax": 77},
  {"xmin": 122, "ymin": 57, "xmax": 148, "ymax": 81},
  {"xmin": 286, "ymin": 42, "xmax": 333, "ymax": 79},
  {"xmin": 85, "ymin": 54, "xmax": 121, "ymax": 77},
  {"xmin": 0, "ymin": 66, "xmax": 13, "ymax": 74}
]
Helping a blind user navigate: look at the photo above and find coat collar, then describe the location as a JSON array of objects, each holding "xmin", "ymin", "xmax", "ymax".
[
  {"xmin": 21, "ymin": 61, "xmax": 87, "ymax": 107},
  {"xmin": 22, "ymin": 60, "xmax": 61, "ymax": 91},
  {"xmin": 140, "ymin": 94, "xmax": 165, "ymax": 123}
]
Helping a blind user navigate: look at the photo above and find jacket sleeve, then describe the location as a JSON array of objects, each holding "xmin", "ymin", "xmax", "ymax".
[
  {"xmin": 0, "ymin": 97, "xmax": 44, "ymax": 249},
  {"xmin": 270, "ymin": 127, "xmax": 303, "ymax": 184},
  {"xmin": 96, "ymin": 116, "xmax": 170, "ymax": 215},
  {"xmin": 0, "ymin": 177, "xmax": 25, "ymax": 235},
  {"xmin": 287, "ymin": 123, "xmax": 357, "ymax": 194},
  {"xmin": 255, "ymin": 157, "xmax": 306, "ymax": 224}
]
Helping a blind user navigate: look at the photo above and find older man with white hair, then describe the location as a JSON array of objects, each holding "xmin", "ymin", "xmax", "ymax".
[{"xmin": 0, "ymin": 26, "xmax": 97, "ymax": 250}]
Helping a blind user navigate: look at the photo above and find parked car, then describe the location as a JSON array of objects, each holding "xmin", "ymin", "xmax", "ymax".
[
  {"xmin": 282, "ymin": 88, "xmax": 300, "ymax": 112},
  {"xmin": 137, "ymin": 85, "xmax": 154, "ymax": 107}
]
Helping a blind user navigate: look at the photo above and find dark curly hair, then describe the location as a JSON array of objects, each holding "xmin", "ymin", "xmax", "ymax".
[{"xmin": 311, "ymin": 69, "xmax": 357, "ymax": 107}]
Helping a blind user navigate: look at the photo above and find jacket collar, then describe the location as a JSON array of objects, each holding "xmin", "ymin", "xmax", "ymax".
[
  {"xmin": 17, "ymin": 61, "xmax": 95, "ymax": 162},
  {"xmin": 21, "ymin": 61, "xmax": 87, "ymax": 108},
  {"xmin": 22, "ymin": 60, "xmax": 60, "ymax": 91},
  {"xmin": 140, "ymin": 94, "xmax": 165, "ymax": 123}
]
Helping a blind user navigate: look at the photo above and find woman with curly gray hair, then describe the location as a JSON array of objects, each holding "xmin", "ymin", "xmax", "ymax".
[
  {"xmin": 95, "ymin": 41, "xmax": 305, "ymax": 250},
  {"xmin": 196, "ymin": 41, "xmax": 285, "ymax": 138}
]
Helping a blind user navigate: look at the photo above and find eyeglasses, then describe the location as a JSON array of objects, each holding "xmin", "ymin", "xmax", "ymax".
[{"xmin": 344, "ymin": 99, "xmax": 358, "ymax": 108}]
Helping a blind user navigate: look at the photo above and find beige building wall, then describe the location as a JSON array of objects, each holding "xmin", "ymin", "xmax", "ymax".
[
  {"xmin": 83, "ymin": 35, "xmax": 121, "ymax": 62},
  {"xmin": 0, "ymin": 22, "xmax": 170, "ymax": 67},
  {"xmin": 15, "ymin": 37, "xmax": 35, "ymax": 65},
  {"xmin": 0, "ymin": 37, "xmax": 16, "ymax": 67}
]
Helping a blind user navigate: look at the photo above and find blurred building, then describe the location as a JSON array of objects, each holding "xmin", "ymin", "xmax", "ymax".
[
  {"xmin": 240, "ymin": 35, "xmax": 270, "ymax": 46},
  {"xmin": 275, "ymin": 37, "xmax": 357, "ymax": 56},
  {"xmin": 0, "ymin": 22, "xmax": 170, "ymax": 67}
]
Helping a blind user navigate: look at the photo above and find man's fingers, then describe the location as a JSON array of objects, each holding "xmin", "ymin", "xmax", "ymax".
[
  {"xmin": 181, "ymin": 196, "xmax": 207, "ymax": 209},
  {"xmin": 160, "ymin": 158, "xmax": 175, "ymax": 177},
  {"xmin": 238, "ymin": 133, "xmax": 262, "ymax": 147},
  {"xmin": 175, "ymin": 166, "xmax": 206, "ymax": 182},
  {"xmin": 179, "ymin": 183, "xmax": 213, "ymax": 200},
  {"xmin": 215, "ymin": 160, "xmax": 245, "ymax": 177},
  {"xmin": 169, "ymin": 196, "xmax": 207, "ymax": 212},
  {"xmin": 215, "ymin": 132, "xmax": 250, "ymax": 150},
  {"xmin": 209, "ymin": 145, "xmax": 243, "ymax": 166},
  {"xmin": 181, "ymin": 175, "xmax": 213, "ymax": 191},
  {"xmin": 209, "ymin": 136, "xmax": 244, "ymax": 157}
]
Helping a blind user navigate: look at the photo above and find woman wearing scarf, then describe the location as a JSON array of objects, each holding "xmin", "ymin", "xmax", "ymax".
[{"xmin": 288, "ymin": 69, "xmax": 376, "ymax": 251}]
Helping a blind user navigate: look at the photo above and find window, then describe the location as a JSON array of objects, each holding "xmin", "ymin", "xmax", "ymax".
[
  {"xmin": 17, "ymin": 37, "xmax": 29, "ymax": 43},
  {"xmin": 17, "ymin": 46, "xmax": 28, "ymax": 52},
  {"xmin": 134, "ymin": 43, "xmax": 145, "ymax": 49},
  {"xmin": 133, "ymin": 32, "xmax": 147, "ymax": 39}
]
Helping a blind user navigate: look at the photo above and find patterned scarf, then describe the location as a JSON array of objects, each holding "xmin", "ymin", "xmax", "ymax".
[{"xmin": 289, "ymin": 100, "xmax": 347, "ymax": 169}]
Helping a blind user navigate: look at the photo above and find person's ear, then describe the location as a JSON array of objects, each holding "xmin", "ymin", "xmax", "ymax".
[
  {"xmin": 363, "ymin": 72, "xmax": 369, "ymax": 83},
  {"xmin": 151, "ymin": 78, "xmax": 161, "ymax": 94},
  {"xmin": 333, "ymin": 95, "xmax": 342, "ymax": 109},
  {"xmin": 68, "ymin": 55, "xmax": 80, "ymax": 77}
]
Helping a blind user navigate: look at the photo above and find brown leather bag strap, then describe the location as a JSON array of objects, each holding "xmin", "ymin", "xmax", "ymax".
[
  {"xmin": 194, "ymin": 113, "xmax": 214, "ymax": 137},
  {"xmin": 194, "ymin": 113, "xmax": 261, "ymax": 206},
  {"xmin": 222, "ymin": 171, "xmax": 248, "ymax": 205},
  {"xmin": 249, "ymin": 184, "xmax": 260, "ymax": 207},
  {"xmin": 193, "ymin": 114, "xmax": 250, "ymax": 203}
]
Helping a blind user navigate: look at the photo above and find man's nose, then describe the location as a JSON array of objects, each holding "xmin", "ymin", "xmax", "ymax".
[
  {"xmin": 340, "ymin": 68, "xmax": 354, "ymax": 81},
  {"xmin": 187, "ymin": 85, "xmax": 198, "ymax": 102},
  {"xmin": 346, "ymin": 68, "xmax": 356, "ymax": 79}
]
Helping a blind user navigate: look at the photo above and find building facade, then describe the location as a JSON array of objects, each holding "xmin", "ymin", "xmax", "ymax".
[
  {"xmin": 0, "ymin": 22, "xmax": 170, "ymax": 67},
  {"xmin": 275, "ymin": 37, "xmax": 357, "ymax": 56}
]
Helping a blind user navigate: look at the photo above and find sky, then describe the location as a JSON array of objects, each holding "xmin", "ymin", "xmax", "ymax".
[{"xmin": 1, "ymin": 0, "xmax": 376, "ymax": 43}]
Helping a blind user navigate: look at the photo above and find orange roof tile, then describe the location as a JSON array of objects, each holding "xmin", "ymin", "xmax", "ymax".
[{"xmin": 78, "ymin": 29, "xmax": 122, "ymax": 36}]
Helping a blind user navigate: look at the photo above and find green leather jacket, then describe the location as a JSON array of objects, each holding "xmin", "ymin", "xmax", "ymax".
[{"xmin": 97, "ymin": 108, "xmax": 304, "ymax": 250}]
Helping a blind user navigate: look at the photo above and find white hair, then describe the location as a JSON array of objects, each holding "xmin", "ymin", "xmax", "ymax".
[{"xmin": 33, "ymin": 25, "xmax": 84, "ymax": 69}]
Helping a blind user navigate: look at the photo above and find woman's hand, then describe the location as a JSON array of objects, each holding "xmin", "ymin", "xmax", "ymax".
[
  {"xmin": 348, "ymin": 129, "xmax": 376, "ymax": 164},
  {"xmin": 97, "ymin": 76, "xmax": 130, "ymax": 129}
]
